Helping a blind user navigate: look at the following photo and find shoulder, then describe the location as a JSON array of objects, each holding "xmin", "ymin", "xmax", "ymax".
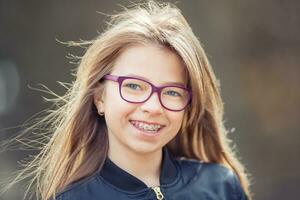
[
  {"xmin": 53, "ymin": 173, "xmax": 104, "ymax": 200},
  {"xmin": 174, "ymin": 158, "xmax": 248, "ymax": 200},
  {"xmin": 174, "ymin": 158, "xmax": 234, "ymax": 183}
]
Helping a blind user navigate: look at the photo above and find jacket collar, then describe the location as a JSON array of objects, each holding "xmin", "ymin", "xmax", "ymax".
[{"xmin": 99, "ymin": 147, "xmax": 179, "ymax": 192}]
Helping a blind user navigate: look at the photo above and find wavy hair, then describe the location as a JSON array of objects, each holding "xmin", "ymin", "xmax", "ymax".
[{"xmin": 1, "ymin": 1, "xmax": 252, "ymax": 199}]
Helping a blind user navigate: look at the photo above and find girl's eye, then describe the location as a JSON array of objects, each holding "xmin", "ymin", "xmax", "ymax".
[
  {"xmin": 124, "ymin": 83, "xmax": 141, "ymax": 90},
  {"xmin": 165, "ymin": 90, "xmax": 181, "ymax": 97}
]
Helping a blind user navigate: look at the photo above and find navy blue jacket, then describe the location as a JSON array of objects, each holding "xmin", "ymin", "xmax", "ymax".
[{"xmin": 55, "ymin": 147, "xmax": 248, "ymax": 200}]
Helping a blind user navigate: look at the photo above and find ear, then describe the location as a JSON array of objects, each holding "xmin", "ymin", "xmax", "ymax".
[{"xmin": 93, "ymin": 83, "xmax": 106, "ymax": 114}]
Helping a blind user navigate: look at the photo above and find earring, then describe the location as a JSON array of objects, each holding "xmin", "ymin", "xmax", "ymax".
[{"xmin": 99, "ymin": 111, "xmax": 105, "ymax": 116}]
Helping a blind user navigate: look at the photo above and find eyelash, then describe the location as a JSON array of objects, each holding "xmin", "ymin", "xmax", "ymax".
[
  {"xmin": 124, "ymin": 83, "xmax": 141, "ymax": 90},
  {"xmin": 125, "ymin": 84, "xmax": 181, "ymax": 97},
  {"xmin": 164, "ymin": 90, "xmax": 181, "ymax": 97}
]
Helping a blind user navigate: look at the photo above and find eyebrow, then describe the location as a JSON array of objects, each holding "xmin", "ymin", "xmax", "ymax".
[{"xmin": 125, "ymin": 74, "xmax": 186, "ymax": 87}]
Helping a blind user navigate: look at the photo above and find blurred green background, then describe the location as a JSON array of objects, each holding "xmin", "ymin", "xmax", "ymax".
[{"xmin": 0, "ymin": 0, "xmax": 299, "ymax": 199}]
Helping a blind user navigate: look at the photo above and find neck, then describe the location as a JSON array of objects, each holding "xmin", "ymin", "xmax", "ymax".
[{"xmin": 108, "ymin": 146, "xmax": 163, "ymax": 187}]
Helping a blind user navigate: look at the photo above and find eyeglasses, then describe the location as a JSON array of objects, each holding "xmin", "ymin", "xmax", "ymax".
[{"xmin": 101, "ymin": 74, "xmax": 192, "ymax": 112}]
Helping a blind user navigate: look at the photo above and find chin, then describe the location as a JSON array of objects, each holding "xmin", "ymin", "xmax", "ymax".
[{"xmin": 128, "ymin": 142, "xmax": 163, "ymax": 155}]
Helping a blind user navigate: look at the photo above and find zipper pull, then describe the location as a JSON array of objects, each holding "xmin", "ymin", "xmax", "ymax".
[{"xmin": 151, "ymin": 186, "xmax": 164, "ymax": 200}]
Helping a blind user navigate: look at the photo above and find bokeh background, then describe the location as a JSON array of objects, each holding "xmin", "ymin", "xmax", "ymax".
[{"xmin": 0, "ymin": 0, "xmax": 299, "ymax": 199}]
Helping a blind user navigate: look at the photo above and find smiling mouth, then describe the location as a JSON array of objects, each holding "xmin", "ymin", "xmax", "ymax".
[{"xmin": 129, "ymin": 120, "xmax": 165, "ymax": 133}]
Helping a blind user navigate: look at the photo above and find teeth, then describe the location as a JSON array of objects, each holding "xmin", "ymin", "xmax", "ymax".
[{"xmin": 131, "ymin": 121, "xmax": 162, "ymax": 132}]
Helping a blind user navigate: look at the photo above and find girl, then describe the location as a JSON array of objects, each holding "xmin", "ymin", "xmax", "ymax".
[{"xmin": 3, "ymin": 1, "xmax": 252, "ymax": 200}]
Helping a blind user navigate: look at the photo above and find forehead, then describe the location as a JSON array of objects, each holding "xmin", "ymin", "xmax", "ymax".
[{"xmin": 111, "ymin": 44, "xmax": 186, "ymax": 85}]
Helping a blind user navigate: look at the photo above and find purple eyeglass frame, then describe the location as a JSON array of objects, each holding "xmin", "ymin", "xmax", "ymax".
[{"xmin": 101, "ymin": 74, "xmax": 192, "ymax": 112}]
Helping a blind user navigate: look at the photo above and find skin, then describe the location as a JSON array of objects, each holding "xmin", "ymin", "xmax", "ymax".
[{"xmin": 94, "ymin": 44, "xmax": 186, "ymax": 187}]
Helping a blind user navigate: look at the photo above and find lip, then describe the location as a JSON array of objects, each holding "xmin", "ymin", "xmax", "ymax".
[
  {"xmin": 129, "ymin": 120, "xmax": 165, "ymax": 137},
  {"xmin": 129, "ymin": 120, "xmax": 165, "ymax": 126}
]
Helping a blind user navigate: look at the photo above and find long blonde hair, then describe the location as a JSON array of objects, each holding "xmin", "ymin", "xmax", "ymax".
[{"xmin": 1, "ymin": 1, "xmax": 252, "ymax": 199}]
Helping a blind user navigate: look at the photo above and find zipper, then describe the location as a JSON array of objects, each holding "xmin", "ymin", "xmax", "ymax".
[{"xmin": 151, "ymin": 186, "xmax": 164, "ymax": 200}]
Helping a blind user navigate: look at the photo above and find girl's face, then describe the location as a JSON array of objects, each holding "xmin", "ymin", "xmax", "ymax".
[{"xmin": 95, "ymin": 44, "xmax": 187, "ymax": 156}]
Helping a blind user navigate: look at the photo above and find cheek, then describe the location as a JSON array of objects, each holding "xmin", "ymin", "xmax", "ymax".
[
  {"xmin": 104, "ymin": 89, "xmax": 124, "ymax": 111},
  {"xmin": 104, "ymin": 92, "xmax": 136, "ymax": 123},
  {"xmin": 167, "ymin": 112, "xmax": 184, "ymax": 133}
]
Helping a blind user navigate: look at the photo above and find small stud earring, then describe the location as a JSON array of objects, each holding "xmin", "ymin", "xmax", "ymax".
[{"xmin": 99, "ymin": 111, "xmax": 105, "ymax": 116}]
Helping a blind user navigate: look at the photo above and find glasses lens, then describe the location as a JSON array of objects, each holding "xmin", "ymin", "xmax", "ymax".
[
  {"xmin": 161, "ymin": 86, "xmax": 190, "ymax": 110},
  {"xmin": 121, "ymin": 78, "xmax": 151, "ymax": 102}
]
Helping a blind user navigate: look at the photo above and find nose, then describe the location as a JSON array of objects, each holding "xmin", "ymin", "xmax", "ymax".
[{"xmin": 140, "ymin": 92, "xmax": 164, "ymax": 114}]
